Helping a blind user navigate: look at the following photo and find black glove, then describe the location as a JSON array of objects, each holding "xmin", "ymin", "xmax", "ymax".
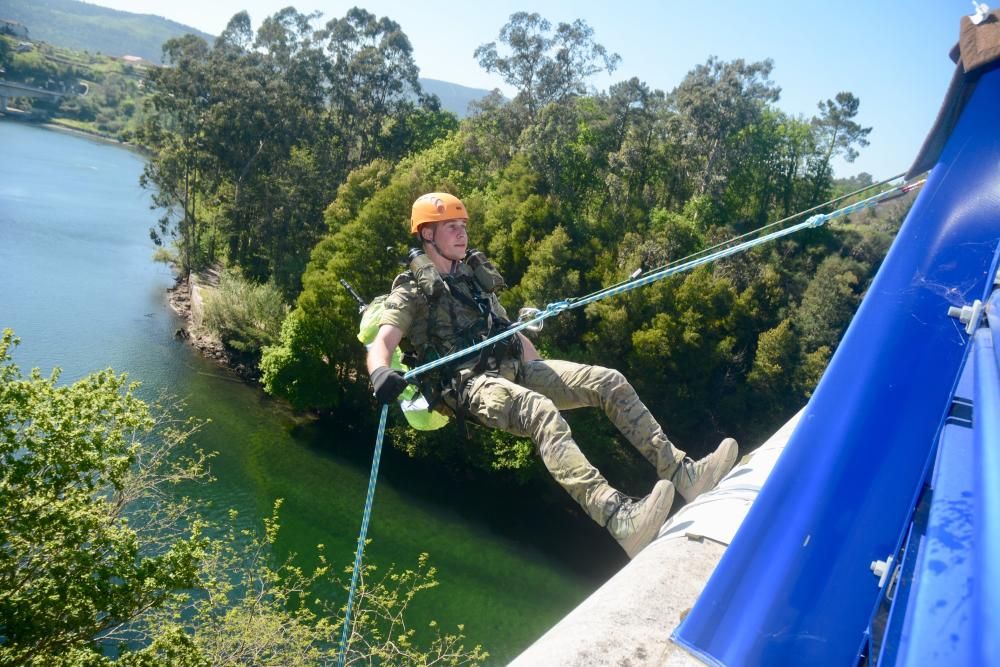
[{"xmin": 370, "ymin": 366, "xmax": 408, "ymax": 404}]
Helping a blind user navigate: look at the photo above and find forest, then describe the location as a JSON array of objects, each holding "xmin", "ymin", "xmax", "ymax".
[
  {"xmin": 0, "ymin": 2, "xmax": 911, "ymax": 493},
  {"xmin": 135, "ymin": 8, "xmax": 905, "ymax": 476},
  {"xmin": 129, "ymin": 7, "xmax": 912, "ymax": 484}
]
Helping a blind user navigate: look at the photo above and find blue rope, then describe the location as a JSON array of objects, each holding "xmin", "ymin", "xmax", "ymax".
[
  {"xmin": 336, "ymin": 403, "xmax": 388, "ymax": 666},
  {"xmin": 334, "ymin": 178, "xmax": 920, "ymax": 663}
]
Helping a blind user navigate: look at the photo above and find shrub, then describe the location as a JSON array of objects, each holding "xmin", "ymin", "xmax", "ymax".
[{"xmin": 202, "ymin": 270, "xmax": 288, "ymax": 357}]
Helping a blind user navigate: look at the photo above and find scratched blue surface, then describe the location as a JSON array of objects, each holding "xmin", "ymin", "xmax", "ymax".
[{"xmin": 971, "ymin": 313, "xmax": 1000, "ymax": 665}]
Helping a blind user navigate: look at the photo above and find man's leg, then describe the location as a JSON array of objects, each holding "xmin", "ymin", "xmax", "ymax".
[
  {"xmin": 518, "ymin": 359, "xmax": 737, "ymax": 502},
  {"xmin": 465, "ymin": 373, "xmax": 618, "ymax": 524},
  {"xmin": 517, "ymin": 359, "xmax": 685, "ymax": 477},
  {"xmin": 464, "ymin": 373, "xmax": 673, "ymax": 557}
]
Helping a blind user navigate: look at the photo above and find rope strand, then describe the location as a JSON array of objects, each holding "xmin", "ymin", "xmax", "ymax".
[{"xmin": 336, "ymin": 404, "xmax": 389, "ymax": 666}]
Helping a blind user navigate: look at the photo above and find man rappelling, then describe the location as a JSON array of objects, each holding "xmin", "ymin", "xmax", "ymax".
[{"xmin": 366, "ymin": 192, "xmax": 738, "ymax": 558}]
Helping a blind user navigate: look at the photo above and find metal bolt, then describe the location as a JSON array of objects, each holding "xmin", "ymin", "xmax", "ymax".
[{"xmin": 947, "ymin": 300, "xmax": 984, "ymax": 334}]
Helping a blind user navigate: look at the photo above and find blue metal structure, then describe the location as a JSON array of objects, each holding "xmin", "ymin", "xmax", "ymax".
[
  {"xmin": 972, "ymin": 293, "xmax": 1000, "ymax": 665},
  {"xmin": 673, "ymin": 59, "xmax": 1000, "ymax": 665},
  {"xmin": 888, "ymin": 320, "xmax": 976, "ymax": 666}
]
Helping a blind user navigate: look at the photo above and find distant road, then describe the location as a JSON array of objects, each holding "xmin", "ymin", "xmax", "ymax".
[{"xmin": 0, "ymin": 79, "xmax": 66, "ymax": 99}]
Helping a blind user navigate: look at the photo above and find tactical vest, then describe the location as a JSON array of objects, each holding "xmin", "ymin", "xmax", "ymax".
[{"xmin": 395, "ymin": 250, "xmax": 520, "ymax": 410}]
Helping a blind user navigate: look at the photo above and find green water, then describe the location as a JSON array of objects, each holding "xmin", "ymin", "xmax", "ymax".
[{"xmin": 0, "ymin": 121, "xmax": 619, "ymax": 662}]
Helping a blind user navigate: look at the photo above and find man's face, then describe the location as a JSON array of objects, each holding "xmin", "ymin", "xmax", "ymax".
[{"xmin": 425, "ymin": 219, "xmax": 468, "ymax": 260}]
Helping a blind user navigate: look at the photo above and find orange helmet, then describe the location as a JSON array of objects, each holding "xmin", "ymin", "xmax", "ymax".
[{"xmin": 410, "ymin": 192, "xmax": 468, "ymax": 234}]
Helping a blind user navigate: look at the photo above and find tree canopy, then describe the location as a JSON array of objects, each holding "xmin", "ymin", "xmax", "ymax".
[
  {"xmin": 137, "ymin": 8, "xmax": 892, "ymax": 482},
  {"xmin": 0, "ymin": 329, "xmax": 486, "ymax": 664}
]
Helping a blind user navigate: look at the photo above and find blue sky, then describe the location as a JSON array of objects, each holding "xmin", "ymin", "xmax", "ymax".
[{"xmin": 89, "ymin": 0, "xmax": 982, "ymax": 180}]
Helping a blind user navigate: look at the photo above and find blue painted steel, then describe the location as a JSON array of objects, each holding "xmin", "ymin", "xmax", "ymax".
[
  {"xmin": 673, "ymin": 64, "xmax": 1000, "ymax": 666},
  {"xmin": 894, "ymin": 386, "xmax": 975, "ymax": 666},
  {"xmin": 988, "ymin": 290, "xmax": 1000, "ymax": 334},
  {"xmin": 972, "ymin": 313, "xmax": 1000, "ymax": 666},
  {"xmin": 878, "ymin": 485, "xmax": 934, "ymax": 667}
]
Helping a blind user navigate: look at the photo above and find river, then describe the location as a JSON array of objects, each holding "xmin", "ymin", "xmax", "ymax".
[{"xmin": 0, "ymin": 120, "xmax": 624, "ymax": 663}]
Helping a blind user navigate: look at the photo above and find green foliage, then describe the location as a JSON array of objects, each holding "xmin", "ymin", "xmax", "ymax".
[
  {"xmin": 202, "ymin": 271, "xmax": 288, "ymax": 357},
  {"xmin": 511, "ymin": 226, "xmax": 582, "ymax": 346},
  {"xmin": 337, "ymin": 550, "xmax": 489, "ymax": 665},
  {"xmin": 0, "ymin": 330, "xmax": 487, "ymax": 664},
  {"xmin": 805, "ymin": 92, "xmax": 873, "ymax": 203},
  {"xmin": 795, "ymin": 254, "xmax": 866, "ymax": 352},
  {"xmin": 0, "ymin": 329, "xmax": 207, "ymax": 665},
  {"xmin": 474, "ymin": 12, "xmax": 620, "ymax": 122}
]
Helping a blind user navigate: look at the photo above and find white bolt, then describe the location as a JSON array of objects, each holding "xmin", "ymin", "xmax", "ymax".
[
  {"xmin": 870, "ymin": 556, "xmax": 894, "ymax": 588},
  {"xmin": 947, "ymin": 300, "xmax": 984, "ymax": 334}
]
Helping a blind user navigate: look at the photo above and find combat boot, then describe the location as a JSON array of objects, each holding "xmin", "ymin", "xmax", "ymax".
[
  {"xmin": 671, "ymin": 437, "xmax": 738, "ymax": 503},
  {"xmin": 606, "ymin": 480, "xmax": 675, "ymax": 558}
]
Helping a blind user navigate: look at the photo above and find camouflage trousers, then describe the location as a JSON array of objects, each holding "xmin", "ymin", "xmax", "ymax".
[{"xmin": 464, "ymin": 359, "xmax": 686, "ymax": 526}]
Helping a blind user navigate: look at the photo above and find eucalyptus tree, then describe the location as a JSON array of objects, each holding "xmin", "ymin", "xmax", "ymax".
[
  {"xmin": 140, "ymin": 33, "xmax": 214, "ymax": 272},
  {"xmin": 668, "ymin": 57, "xmax": 781, "ymax": 201},
  {"xmin": 319, "ymin": 8, "xmax": 425, "ymax": 172},
  {"xmin": 597, "ymin": 78, "xmax": 667, "ymax": 229},
  {"xmin": 474, "ymin": 12, "xmax": 620, "ymax": 124}
]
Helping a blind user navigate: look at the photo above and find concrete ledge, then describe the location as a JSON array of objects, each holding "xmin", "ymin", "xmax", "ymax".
[{"xmin": 510, "ymin": 410, "xmax": 804, "ymax": 666}]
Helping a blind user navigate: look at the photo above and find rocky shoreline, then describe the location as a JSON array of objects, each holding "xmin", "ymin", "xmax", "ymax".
[{"xmin": 166, "ymin": 273, "xmax": 261, "ymax": 382}]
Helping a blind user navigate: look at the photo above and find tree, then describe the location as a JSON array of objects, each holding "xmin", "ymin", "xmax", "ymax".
[
  {"xmin": 0, "ymin": 329, "xmax": 206, "ymax": 665},
  {"xmin": 0, "ymin": 329, "xmax": 488, "ymax": 664},
  {"xmin": 474, "ymin": 12, "xmax": 620, "ymax": 122},
  {"xmin": 668, "ymin": 57, "xmax": 781, "ymax": 199},
  {"xmin": 141, "ymin": 8, "xmax": 451, "ymax": 296},
  {"xmin": 140, "ymin": 34, "xmax": 213, "ymax": 273},
  {"xmin": 319, "ymin": 7, "xmax": 426, "ymax": 169},
  {"xmin": 795, "ymin": 255, "xmax": 867, "ymax": 352},
  {"xmin": 808, "ymin": 92, "xmax": 872, "ymax": 202}
]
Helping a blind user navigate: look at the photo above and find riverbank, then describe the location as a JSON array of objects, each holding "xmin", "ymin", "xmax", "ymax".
[
  {"xmin": 0, "ymin": 112, "xmax": 150, "ymax": 154},
  {"xmin": 166, "ymin": 270, "xmax": 262, "ymax": 383}
]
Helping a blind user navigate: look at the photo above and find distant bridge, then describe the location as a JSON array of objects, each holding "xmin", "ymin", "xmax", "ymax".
[{"xmin": 0, "ymin": 80, "xmax": 65, "ymax": 112}]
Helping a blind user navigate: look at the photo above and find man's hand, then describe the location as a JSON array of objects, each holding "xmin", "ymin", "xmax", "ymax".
[{"xmin": 370, "ymin": 366, "xmax": 408, "ymax": 404}]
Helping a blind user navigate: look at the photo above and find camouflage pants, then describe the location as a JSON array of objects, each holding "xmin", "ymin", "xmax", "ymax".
[{"xmin": 464, "ymin": 359, "xmax": 685, "ymax": 526}]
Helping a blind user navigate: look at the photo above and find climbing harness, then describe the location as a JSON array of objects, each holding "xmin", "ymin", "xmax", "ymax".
[{"xmin": 335, "ymin": 175, "xmax": 925, "ymax": 665}]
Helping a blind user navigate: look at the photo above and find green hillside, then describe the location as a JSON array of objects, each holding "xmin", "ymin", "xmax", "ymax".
[{"xmin": 0, "ymin": 0, "xmax": 213, "ymax": 64}]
